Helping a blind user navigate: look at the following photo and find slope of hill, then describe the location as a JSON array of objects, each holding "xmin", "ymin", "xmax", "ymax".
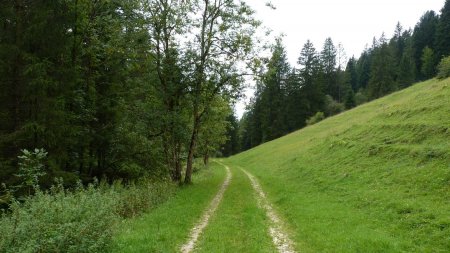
[{"xmin": 227, "ymin": 78, "xmax": 450, "ymax": 252}]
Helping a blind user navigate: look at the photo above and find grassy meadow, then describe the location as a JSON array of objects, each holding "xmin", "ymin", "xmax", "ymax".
[{"xmin": 226, "ymin": 77, "xmax": 450, "ymax": 252}]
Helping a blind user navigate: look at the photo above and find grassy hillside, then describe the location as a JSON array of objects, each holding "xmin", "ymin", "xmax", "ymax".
[{"xmin": 227, "ymin": 78, "xmax": 450, "ymax": 252}]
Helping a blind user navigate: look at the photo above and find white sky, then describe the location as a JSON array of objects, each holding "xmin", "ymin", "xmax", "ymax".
[{"xmin": 234, "ymin": 0, "xmax": 445, "ymax": 118}]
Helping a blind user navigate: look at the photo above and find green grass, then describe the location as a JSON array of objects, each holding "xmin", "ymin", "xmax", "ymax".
[
  {"xmin": 195, "ymin": 164, "xmax": 277, "ymax": 253},
  {"xmin": 111, "ymin": 164, "xmax": 226, "ymax": 253},
  {"xmin": 227, "ymin": 78, "xmax": 450, "ymax": 252}
]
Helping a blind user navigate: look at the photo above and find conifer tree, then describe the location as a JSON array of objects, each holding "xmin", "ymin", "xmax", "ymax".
[
  {"xmin": 435, "ymin": 0, "xmax": 450, "ymax": 59},
  {"xmin": 356, "ymin": 49, "xmax": 371, "ymax": 90},
  {"xmin": 321, "ymin": 38, "xmax": 337, "ymax": 99},
  {"xmin": 259, "ymin": 39, "xmax": 290, "ymax": 141},
  {"xmin": 421, "ymin": 46, "xmax": 436, "ymax": 79},
  {"xmin": 367, "ymin": 34, "xmax": 397, "ymax": 99},
  {"xmin": 298, "ymin": 40, "xmax": 325, "ymax": 115},
  {"xmin": 397, "ymin": 35, "xmax": 417, "ymax": 88},
  {"xmin": 412, "ymin": 11, "xmax": 439, "ymax": 80},
  {"xmin": 345, "ymin": 57, "xmax": 359, "ymax": 92}
]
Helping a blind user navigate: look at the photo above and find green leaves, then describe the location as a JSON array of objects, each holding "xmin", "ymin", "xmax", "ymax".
[
  {"xmin": 15, "ymin": 148, "xmax": 47, "ymax": 195},
  {"xmin": 437, "ymin": 56, "xmax": 450, "ymax": 79}
]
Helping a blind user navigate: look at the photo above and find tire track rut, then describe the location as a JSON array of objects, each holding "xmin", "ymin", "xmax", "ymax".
[
  {"xmin": 180, "ymin": 163, "xmax": 232, "ymax": 253},
  {"xmin": 242, "ymin": 168, "xmax": 297, "ymax": 253}
]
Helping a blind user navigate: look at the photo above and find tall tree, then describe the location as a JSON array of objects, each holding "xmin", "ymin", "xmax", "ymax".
[
  {"xmin": 412, "ymin": 11, "xmax": 439, "ymax": 80},
  {"xmin": 321, "ymin": 38, "xmax": 337, "ymax": 99},
  {"xmin": 298, "ymin": 40, "xmax": 325, "ymax": 115},
  {"xmin": 421, "ymin": 46, "xmax": 436, "ymax": 79},
  {"xmin": 345, "ymin": 57, "xmax": 359, "ymax": 92},
  {"xmin": 435, "ymin": 0, "xmax": 450, "ymax": 59},
  {"xmin": 335, "ymin": 42, "xmax": 349, "ymax": 103},
  {"xmin": 221, "ymin": 112, "xmax": 240, "ymax": 157},
  {"xmin": 397, "ymin": 34, "xmax": 417, "ymax": 88},
  {"xmin": 196, "ymin": 97, "xmax": 231, "ymax": 166},
  {"xmin": 183, "ymin": 0, "xmax": 260, "ymax": 183},
  {"xmin": 367, "ymin": 33, "xmax": 397, "ymax": 99},
  {"xmin": 259, "ymin": 38, "xmax": 290, "ymax": 142},
  {"xmin": 145, "ymin": 0, "xmax": 190, "ymax": 182},
  {"xmin": 356, "ymin": 48, "xmax": 372, "ymax": 90}
]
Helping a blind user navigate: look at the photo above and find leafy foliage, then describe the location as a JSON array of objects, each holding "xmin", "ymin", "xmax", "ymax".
[
  {"xmin": 0, "ymin": 179, "xmax": 174, "ymax": 252},
  {"xmin": 421, "ymin": 46, "xmax": 436, "ymax": 79},
  {"xmin": 15, "ymin": 149, "xmax": 47, "ymax": 194},
  {"xmin": 0, "ymin": 0, "xmax": 255, "ymax": 189},
  {"xmin": 437, "ymin": 56, "xmax": 450, "ymax": 79},
  {"xmin": 306, "ymin": 112, "xmax": 325, "ymax": 126}
]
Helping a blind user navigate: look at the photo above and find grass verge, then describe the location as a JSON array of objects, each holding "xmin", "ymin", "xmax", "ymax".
[{"xmin": 111, "ymin": 162, "xmax": 226, "ymax": 252}]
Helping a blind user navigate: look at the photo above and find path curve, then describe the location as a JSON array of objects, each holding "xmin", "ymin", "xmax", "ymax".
[
  {"xmin": 180, "ymin": 163, "xmax": 232, "ymax": 253},
  {"xmin": 242, "ymin": 168, "xmax": 297, "ymax": 253}
]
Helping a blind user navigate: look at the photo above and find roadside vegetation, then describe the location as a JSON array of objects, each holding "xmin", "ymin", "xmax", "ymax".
[
  {"xmin": 112, "ymin": 162, "xmax": 226, "ymax": 253},
  {"xmin": 0, "ymin": 177, "xmax": 174, "ymax": 252}
]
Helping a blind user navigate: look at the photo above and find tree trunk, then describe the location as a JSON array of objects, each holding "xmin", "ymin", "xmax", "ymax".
[
  {"xmin": 12, "ymin": 0, "xmax": 24, "ymax": 131},
  {"xmin": 185, "ymin": 118, "xmax": 200, "ymax": 184},
  {"xmin": 203, "ymin": 152, "xmax": 209, "ymax": 166},
  {"xmin": 174, "ymin": 143, "xmax": 182, "ymax": 181},
  {"xmin": 164, "ymin": 133, "xmax": 183, "ymax": 182},
  {"xmin": 171, "ymin": 143, "xmax": 182, "ymax": 182}
]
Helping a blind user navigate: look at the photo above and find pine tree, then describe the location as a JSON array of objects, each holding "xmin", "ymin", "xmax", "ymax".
[
  {"xmin": 421, "ymin": 46, "xmax": 436, "ymax": 79},
  {"xmin": 412, "ymin": 11, "xmax": 439, "ymax": 80},
  {"xmin": 356, "ymin": 49, "xmax": 372, "ymax": 90},
  {"xmin": 221, "ymin": 112, "xmax": 240, "ymax": 157},
  {"xmin": 259, "ymin": 38, "xmax": 291, "ymax": 141},
  {"xmin": 345, "ymin": 57, "xmax": 359, "ymax": 92},
  {"xmin": 321, "ymin": 38, "xmax": 337, "ymax": 99},
  {"xmin": 435, "ymin": 0, "xmax": 450, "ymax": 59},
  {"xmin": 345, "ymin": 90, "xmax": 356, "ymax": 109},
  {"xmin": 298, "ymin": 40, "xmax": 325, "ymax": 115},
  {"xmin": 284, "ymin": 68, "xmax": 309, "ymax": 132},
  {"xmin": 367, "ymin": 33, "xmax": 397, "ymax": 99}
]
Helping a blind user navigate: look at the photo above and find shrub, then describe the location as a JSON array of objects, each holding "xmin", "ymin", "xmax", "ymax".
[
  {"xmin": 115, "ymin": 179, "xmax": 175, "ymax": 218},
  {"xmin": 306, "ymin": 112, "xmax": 325, "ymax": 126},
  {"xmin": 0, "ymin": 182, "xmax": 118, "ymax": 253},
  {"xmin": 0, "ymin": 179, "xmax": 175, "ymax": 252},
  {"xmin": 355, "ymin": 91, "xmax": 368, "ymax": 106},
  {"xmin": 324, "ymin": 95, "xmax": 345, "ymax": 116},
  {"xmin": 437, "ymin": 56, "xmax": 450, "ymax": 79},
  {"xmin": 15, "ymin": 148, "xmax": 47, "ymax": 195}
]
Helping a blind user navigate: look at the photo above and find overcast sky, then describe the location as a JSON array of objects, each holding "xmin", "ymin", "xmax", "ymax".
[{"xmin": 235, "ymin": 0, "xmax": 445, "ymax": 118}]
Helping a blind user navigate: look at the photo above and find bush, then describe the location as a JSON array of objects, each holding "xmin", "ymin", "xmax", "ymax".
[
  {"xmin": 0, "ymin": 179, "xmax": 175, "ymax": 252},
  {"xmin": 0, "ymin": 182, "xmax": 118, "ymax": 253},
  {"xmin": 437, "ymin": 56, "xmax": 450, "ymax": 79},
  {"xmin": 115, "ymin": 179, "xmax": 175, "ymax": 218},
  {"xmin": 355, "ymin": 91, "xmax": 368, "ymax": 106},
  {"xmin": 15, "ymin": 148, "xmax": 47, "ymax": 196},
  {"xmin": 306, "ymin": 112, "xmax": 325, "ymax": 126},
  {"xmin": 324, "ymin": 95, "xmax": 345, "ymax": 116}
]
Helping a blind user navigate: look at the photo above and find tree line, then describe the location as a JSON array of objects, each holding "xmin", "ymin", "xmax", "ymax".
[
  {"xmin": 1, "ymin": 0, "xmax": 449, "ymax": 192},
  {"xmin": 237, "ymin": 0, "xmax": 450, "ymax": 151},
  {"xmin": 0, "ymin": 0, "xmax": 260, "ymax": 191}
]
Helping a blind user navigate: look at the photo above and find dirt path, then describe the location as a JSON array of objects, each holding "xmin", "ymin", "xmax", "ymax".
[
  {"xmin": 242, "ymin": 168, "xmax": 297, "ymax": 253},
  {"xmin": 180, "ymin": 163, "xmax": 232, "ymax": 253}
]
